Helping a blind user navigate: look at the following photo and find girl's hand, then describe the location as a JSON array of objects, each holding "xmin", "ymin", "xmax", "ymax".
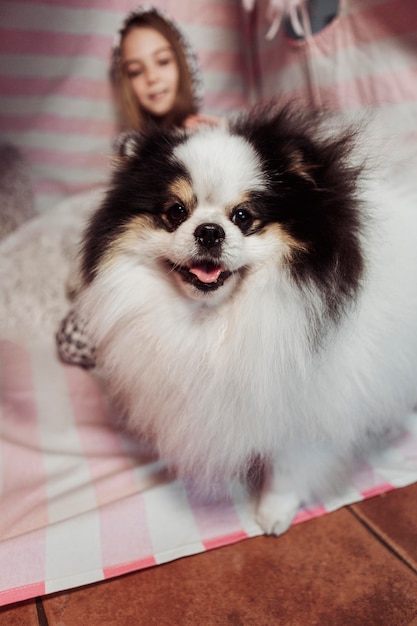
[{"xmin": 183, "ymin": 114, "xmax": 223, "ymax": 130}]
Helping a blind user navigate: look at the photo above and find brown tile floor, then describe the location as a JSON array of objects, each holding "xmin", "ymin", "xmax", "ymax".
[{"xmin": 2, "ymin": 483, "xmax": 417, "ymax": 625}]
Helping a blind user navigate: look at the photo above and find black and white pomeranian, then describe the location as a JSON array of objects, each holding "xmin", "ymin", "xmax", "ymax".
[{"xmin": 76, "ymin": 105, "xmax": 417, "ymax": 534}]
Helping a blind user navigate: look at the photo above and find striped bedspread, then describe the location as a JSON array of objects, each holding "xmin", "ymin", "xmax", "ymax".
[
  {"xmin": 1, "ymin": 339, "xmax": 417, "ymax": 606},
  {"xmin": 1, "ymin": 0, "xmax": 417, "ymax": 608},
  {"xmin": 2, "ymin": 0, "xmax": 415, "ymax": 214},
  {"xmin": 0, "ymin": 0, "xmax": 250, "ymax": 212}
]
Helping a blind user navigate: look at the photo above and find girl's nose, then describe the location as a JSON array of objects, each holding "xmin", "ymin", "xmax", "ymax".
[{"xmin": 145, "ymin": 66, "xmax": 158, "ymax": 84}]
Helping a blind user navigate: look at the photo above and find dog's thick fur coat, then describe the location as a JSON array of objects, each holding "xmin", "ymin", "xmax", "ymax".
[{"xmin": 76, "ymin": 106, "xmax": 417, "ymax": 534}]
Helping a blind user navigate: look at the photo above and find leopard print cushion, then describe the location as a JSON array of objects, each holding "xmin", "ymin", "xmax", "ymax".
[{"xmin": 56, "ymin": 309, "xmax": 96, "ymax": 369}]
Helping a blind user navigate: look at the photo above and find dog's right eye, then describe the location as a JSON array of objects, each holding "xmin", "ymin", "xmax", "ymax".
[{"xmin": 166, "ymin": 203, "xmax": 188, "ymax": 227}]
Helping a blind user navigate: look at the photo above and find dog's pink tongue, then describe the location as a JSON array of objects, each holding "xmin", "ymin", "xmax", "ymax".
[{"xmin": 189, "ymin": 265, "xmax": 222, "ymax": 284}]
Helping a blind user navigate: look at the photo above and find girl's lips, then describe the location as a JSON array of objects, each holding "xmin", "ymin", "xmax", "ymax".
[{"xmin": 149, "ymin": 90, "xmax": 168, "ymax": 101}]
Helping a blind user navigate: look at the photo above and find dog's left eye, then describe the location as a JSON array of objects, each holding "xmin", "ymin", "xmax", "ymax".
[
  {"xmin": 231, "ymin": 208, "xmax": 254, "ymax": 232},
  {"xmin": 166, "ymin": 203, "xmax": 188, "ymax": 227}
]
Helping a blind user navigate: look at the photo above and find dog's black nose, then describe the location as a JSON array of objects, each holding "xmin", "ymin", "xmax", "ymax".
[{"xmin": 194, "ymin": 223, "xmax": 225, "ymax": 249}]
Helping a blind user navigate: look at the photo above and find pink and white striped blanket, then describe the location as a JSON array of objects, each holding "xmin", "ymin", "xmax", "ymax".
[
  {"xmin": 1, "ymin": 0, "xmax": 417, "ymax": 609},
  {"xmin": 3, "ymin": 0, "xmax": 415, "ymax": 214},
  {"xmin": 1, "ymin": 339, "xmax": 417, "ymax": 606},
  {"xmin": 0, "ymin": 0, "xmax": 250, "ymax": 213}
]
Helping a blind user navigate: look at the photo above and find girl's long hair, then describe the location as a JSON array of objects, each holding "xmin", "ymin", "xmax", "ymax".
[{"xmin": 113, "ymin": 12, "xmax": 199, "ymax": 132}]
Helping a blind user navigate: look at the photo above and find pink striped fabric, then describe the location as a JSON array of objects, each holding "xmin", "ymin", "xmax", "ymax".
[
  {"xmin": 0, "ymin": 115, "xmax": 115, "ymax": 137},
  {"xmin": 250, "ymin": 0, "xmax": 417, "ymax": 132},
  {"xmin": 1, "ymin": 0, "xmax": 417, "ymax": 608},
  {"xmin": 0, "ymin": 76, "xmax": 112, "ymax": 101},
  {"xmin": 0, "ymin": 29, "xmax": 112, "ymax": 58},
  {"xmin": 3, "ymin": 0, "xmax": 414, "ymax": 212},
  {"xmin": 0, "ymin": 0, "xmax": 249, "ymax": 212},
  {"xmin": 1, "ymin": 339, "xmax": 417, "ymax": 606}
]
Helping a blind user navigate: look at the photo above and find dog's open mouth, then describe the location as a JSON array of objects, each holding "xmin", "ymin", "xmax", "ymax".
[{"xmin": 169, "ymin": 260, "xmax": 232, "ymax": 292}]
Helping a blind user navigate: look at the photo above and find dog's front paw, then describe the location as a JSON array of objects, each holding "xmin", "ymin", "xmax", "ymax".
[{"xmin": 255, "ymin": 491, "xmax": 299, "ymax": 536}]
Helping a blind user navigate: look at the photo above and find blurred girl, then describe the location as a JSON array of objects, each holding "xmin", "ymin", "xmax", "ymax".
[
  {"xmin": 111, "ymin": 7, "xmax": 216, "ymax": 133},
  {"xmin": 57, "ymin": 6, "xmax": 218, "ymax": 366}
]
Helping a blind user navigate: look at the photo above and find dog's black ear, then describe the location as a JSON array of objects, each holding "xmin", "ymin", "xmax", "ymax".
[
  {"xmin": 113, "ymin": 131, "xmax": 144, "ymax": 158},
  {"xmin": 232, "ymin": 103, "xmax": 360, "ymax": 191}
]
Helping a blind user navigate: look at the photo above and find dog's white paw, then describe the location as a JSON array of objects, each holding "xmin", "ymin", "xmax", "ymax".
[{"xmin": 255, "ymin": 491, "xmax": 299, "ymax": 536}]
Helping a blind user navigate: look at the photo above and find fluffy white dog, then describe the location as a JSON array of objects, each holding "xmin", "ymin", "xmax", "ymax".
[
  {"xmin": 69, "ymin": 105, "xmax": 417, "ymax": 534},
  {"xmin": 2, "ymin": 105, "xmax": 416, "ymax": 535}
]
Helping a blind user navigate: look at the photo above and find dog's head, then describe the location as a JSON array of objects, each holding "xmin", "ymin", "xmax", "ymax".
[{"xmin": 82, "ymin": 105, "xmax": 364, "ymax": 315}]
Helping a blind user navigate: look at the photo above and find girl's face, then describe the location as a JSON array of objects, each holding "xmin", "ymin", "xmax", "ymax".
[{"xmin": 122, "ymin": 27, "xmax": 180, "ymax": 118}]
